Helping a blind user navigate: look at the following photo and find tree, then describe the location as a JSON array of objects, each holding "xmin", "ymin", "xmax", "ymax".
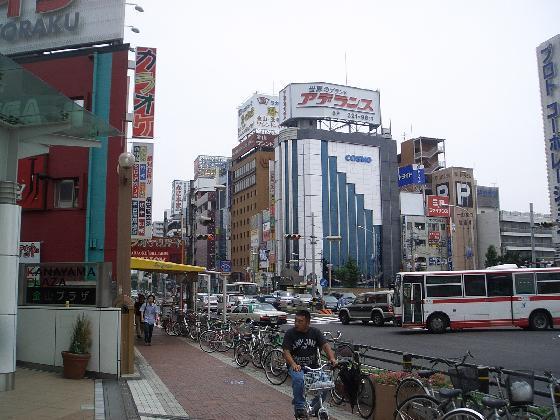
[
  {"xmin": 333, "ymin": 257, "xmax": 361, "ymax": 287},
  {"xmin": 484, "ymin": 245, "xmax": 500, "ymax": 267},
  {"xmin": 502, "ymin": 251, "xmax": 524, "ymax": 267}
]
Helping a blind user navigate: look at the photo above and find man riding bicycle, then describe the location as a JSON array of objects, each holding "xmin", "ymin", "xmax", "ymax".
[{"xmin": 283, "ymin": 309, "xmax": 337, "ymax": 419}]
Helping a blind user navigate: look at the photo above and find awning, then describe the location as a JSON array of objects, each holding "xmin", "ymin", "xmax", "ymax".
[{"xmin": 130, "ymin": 257, "xmax": 206, "ymax": 274}]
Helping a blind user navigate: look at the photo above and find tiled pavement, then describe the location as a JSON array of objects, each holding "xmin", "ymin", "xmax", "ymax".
[
  {"xmin": 0, "ymin": 367, "xmax": 95, "ymax": 420},
  {"xmin": 132, "ymin": 329, "xmax": 356, "ymax": 420}
]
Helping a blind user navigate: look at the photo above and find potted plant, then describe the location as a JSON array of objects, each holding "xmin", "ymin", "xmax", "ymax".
[{"xmin": 61, "ymin": 313, "xmax": 92, "ymax": 379}]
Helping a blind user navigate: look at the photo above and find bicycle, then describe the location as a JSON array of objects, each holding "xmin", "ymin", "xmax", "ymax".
[
  {"xmin": 330, "ymin": 346, "xmax": 375, "ymax": 419},
  {"xmin": 296, "ymin": 363, "xmax": 336, "ymax": 420},
  {"xmin": 395, "ymin": 350, "xmax": 475, "ymax": 407}
]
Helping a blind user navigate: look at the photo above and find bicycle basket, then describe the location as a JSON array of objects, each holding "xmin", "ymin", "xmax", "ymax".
[
  {"xmin": 506, "ymin": 371, "xmax": 534, "ymax": 405},
  {"xmin": 304, "ymin": 369, "xmax": 335, "ymax": 392},
  {"xmin": 448, "ymin": 366, "xmax": 479, "ymax": 393}
]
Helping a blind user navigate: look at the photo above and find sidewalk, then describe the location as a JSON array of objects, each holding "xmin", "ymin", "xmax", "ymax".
[
  {"xmin": 0, "ymin": 367, "xmax": 95, "ymax": 419},
  {"xmin": 2, "ymin": 328, "xmax": 358, "ymax": 419},
  {"xmin": 127, "ymin": 328, "xmax": 357, "ymax": 420}
]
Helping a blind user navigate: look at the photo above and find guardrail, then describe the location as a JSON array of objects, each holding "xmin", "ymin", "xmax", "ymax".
[{"xmin": 335, "ymin": 340, "xmax": 553, "ymax": 402}]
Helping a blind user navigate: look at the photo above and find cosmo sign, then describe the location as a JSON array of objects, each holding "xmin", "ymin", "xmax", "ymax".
[
  {"xmin": 279, "ymin": 82, "xmax": 381, "ymax": 127},
  {"xmin": 0, "ymin": 0, "xmax": 125, "ymax": 55}
]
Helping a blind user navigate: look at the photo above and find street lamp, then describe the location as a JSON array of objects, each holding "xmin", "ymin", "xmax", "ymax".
[
  {"xmin": 357, "ymin": 225, "xmax": 378, "ymax": 279},
  {"xmin": 125, "ymin": 2, "xmax": 144, "ymax": 12}
]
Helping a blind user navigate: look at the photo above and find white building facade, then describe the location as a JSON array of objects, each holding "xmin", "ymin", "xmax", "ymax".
[{"xmin": 274, "ymin": 128, "xmax": 400, "ymax": 286}]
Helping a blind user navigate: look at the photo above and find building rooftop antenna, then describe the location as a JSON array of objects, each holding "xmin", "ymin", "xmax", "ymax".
[{"xmin": 344, "ymin": 51, "xmax": 348, "ymax": 85}]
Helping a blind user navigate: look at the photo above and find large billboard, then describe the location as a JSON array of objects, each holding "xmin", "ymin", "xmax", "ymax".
[
  {"xmin": 232, "ymin": 133, "xmax": 275, "ymax": 160},
  {"xmin": 131, "ymin": 238, "xmax": 183, "ymax": 263},
  {"xmin": 476, "ymin": 186, "xmax": 500, "ymax": 209},
  {"xmin": 237, "ymin": 94, "xmax": 279, "ymax": 141},
  {"xmin": 279, "ymin": 82, "xmax": 381, "ymax": 127},
  {"xmin": 0, "ymin": 0, "xmax": 125, "ymax": 56},
  {"xmin": 133, "ymin": 47, "xmax": 157, "ymax": 139},
  {"xmin": 131, "ymin": 142, "xmax": 154, "ymax": 239},
  {"xmin": 537, "ymin": 34, "xmax": 560, "ymax": 238}
]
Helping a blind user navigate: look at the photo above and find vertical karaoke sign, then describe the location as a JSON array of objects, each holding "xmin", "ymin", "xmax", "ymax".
[
  {"xmin": 131, "ymin": 142, "xmax": 154, "ymax": 239},
  {"xmin": 133, "ymin": 47, "xmax": 157, "ymax": 139}
]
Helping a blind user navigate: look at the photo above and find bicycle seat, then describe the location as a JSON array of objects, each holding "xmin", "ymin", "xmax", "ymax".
[
  {"xmin": 438, "ymin": 388, "xmax": 462, "ymax": 399},
  {"xmin": 482, "ymin": 397, "xmax": 508, "ymax": 409},
  {"xmin": 417, "ymin": 370, "xmax": 436, "ymax": 379}
]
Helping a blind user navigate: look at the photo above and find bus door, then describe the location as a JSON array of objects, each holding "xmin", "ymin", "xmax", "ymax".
[
  {"xmin": 403, "ymin": 275, "xmax": 424, "ymax": 324},
  {"xmin": 512, "ymin": 272, "xmax": 536, "ymax": 327},
  {"xmin": 486, "ymin": 273, "xmax": 514, "ymax": 326}
]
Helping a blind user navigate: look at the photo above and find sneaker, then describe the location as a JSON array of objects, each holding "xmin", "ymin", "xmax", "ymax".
[{"xmin": 294, "ymin": 408, "xmax": 308, "ymax": 419}]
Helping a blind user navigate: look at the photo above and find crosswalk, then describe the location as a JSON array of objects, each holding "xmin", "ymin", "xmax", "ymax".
[{"xmin": 285, "ymin": 315, "xmax": 341, "ymax": 325}]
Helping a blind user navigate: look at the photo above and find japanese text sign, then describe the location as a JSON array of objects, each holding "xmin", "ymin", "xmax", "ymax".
[
  {"xmin": 20, "ymin": 241, "xmax": 40, "ymax": 263},
  {"xmin": 427, "ymin": 195, "xmax": 450, "ymax": 217},
  {"xmin": 171, "ymin": 180, "xmax": 188, "ymax": 216},
  {"xmin": 537, "ymin": 34, "xmax": 560, "ymax": 237},
  {"xmin": 238, "ymin": 94, "xmax": 279, "ymax": 141},
  {"xmin": 279, "ymin": 83, "xmax": 381, "ymax": 127},
  {"xmin": 398, "ymin": 164, "xmax": 426, "ymax": 187},
  {"xmin": 131, "ymin": 142, "xmax": 154, "ymax": 239},
  {"xmin": 133, "ymin": 47, "xmax": 157, "ymax": 139}
]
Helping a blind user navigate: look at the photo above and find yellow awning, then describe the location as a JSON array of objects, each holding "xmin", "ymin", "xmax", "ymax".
[{"xmin": 130, "ymin": 257, "xmax": 206, "ymax": 273}]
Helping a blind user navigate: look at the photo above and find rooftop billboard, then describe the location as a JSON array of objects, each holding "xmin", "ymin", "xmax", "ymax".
[
  {"xmin": 279, "ymin": 82, "xmax": 381, "ymax": 127},
  {"xmin": 237, "ymin": 94, "xmax": 279, "ymax": 141}
]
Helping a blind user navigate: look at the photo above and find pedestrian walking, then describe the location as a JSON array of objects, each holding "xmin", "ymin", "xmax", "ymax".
[
  {"xmin": 134, "ymin": 294, "xmax": 145, "ymax": 339},
  {"xmin": 140, "ymin": 294, "xmax": 160, "ymax": 346}
]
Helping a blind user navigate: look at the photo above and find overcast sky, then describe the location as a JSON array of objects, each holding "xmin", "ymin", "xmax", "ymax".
[{"xmin": 124, "ymin": 0, "xmax": 559, "ymax": 220}]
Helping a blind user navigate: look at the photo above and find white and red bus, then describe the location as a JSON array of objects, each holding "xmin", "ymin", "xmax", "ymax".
[{"xmin": 392, "ymin": 267, "xmax": 560, "ymax": 333}]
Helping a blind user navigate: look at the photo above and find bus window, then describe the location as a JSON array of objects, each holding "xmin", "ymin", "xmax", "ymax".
[
  {"xmin": 486, "ymin": 273, "xmax": 513, "ymax": 296},
  {"xmin": 536, "ymin": 272, "xmax": 560, "ymax": 294},
  {"xmin": 464, "ymin": 274, "xmax": 486, "ymax": 296},
  {"xmin": 425, "ymin": 275, "xmax": 462, "ymax": 297},
  {"xmin": 514, "ymin": 273, "xmax": 535, "ymax": 295}
]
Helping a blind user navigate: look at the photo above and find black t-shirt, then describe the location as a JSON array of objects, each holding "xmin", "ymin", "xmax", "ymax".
[{"xmin": 282, "ymin": 326, "xmax": 326, "ymax": 367}]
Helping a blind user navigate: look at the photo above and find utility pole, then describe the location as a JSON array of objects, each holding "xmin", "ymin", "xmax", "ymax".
[
  {"xmin": 311, "ymin": 212, "xmax": 317, "ymax": 299},
  {"xmin": 530, "ymin": 202, "xmax": 536, "ymax": 266}
]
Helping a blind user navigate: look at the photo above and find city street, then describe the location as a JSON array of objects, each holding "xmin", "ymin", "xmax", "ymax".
[{"xmin": 286, "ymin": 315, "xmax": 560, "ymax": 376}]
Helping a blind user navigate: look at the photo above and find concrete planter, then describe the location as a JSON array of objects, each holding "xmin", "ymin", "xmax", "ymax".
[
  {"xmin": 61, "ymin": 351, "xmax": 91, "ymax": 379},
  {"xmin": 373, "ymin": 382, "xmax": 397, "ymax": 420}
]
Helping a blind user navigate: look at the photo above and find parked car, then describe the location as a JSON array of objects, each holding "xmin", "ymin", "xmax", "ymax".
[
  {"xmin": 321, "ymin": 295, "xmax": 339, "ymax": 311},
  {"xmin": 273, "ymin": 290, "xmax": 295, "ymax": 308},
  {"xmin": 338, "ymin": 291, "xmax": 394, "ymax": 326},
  {"xmin": 292, "ymin": 293, "xmax": 313, "ymax": 307},
  {"xmin": 228, "ymin": 303, "xmax": 288, "ymax": 325},
  {"xmin": 196, "ymin": 293, "xmax": 218, "ymax": 311},
  {"xmin": 216, "ymin": 294, "xmax": 243, "ymax": 313},
  {"xmin": 257, "ymin": 295, "xmax": 277, "ymax": 304}
]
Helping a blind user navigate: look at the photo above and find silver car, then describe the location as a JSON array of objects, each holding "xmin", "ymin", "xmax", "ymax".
[{"xmin": 292, "ymin": 293, "xmax": 313, "ymax": 307}]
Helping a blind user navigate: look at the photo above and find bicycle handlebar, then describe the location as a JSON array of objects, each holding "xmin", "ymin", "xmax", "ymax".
[
  {"xmin": 302, "ymin": 363, "xmax": 333, "ymax": 372},
  {"xmin": 323, "ymin": 330, "xmax": 342, "ymax": 341},
  {"xmin": 430, "ymin": 350, "xmax": 474, "ymax": 368}
]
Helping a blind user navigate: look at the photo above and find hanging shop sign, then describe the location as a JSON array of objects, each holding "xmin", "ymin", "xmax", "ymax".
[{"xmin": 133, "ymin": 46, "xmax": 157, "ymax": 139}]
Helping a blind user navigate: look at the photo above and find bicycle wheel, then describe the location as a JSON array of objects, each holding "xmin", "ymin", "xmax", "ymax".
[
  {"xmin": 235, "ymin": 342, "xmax": 251, "ymax": 367},
  {"xmin": 357, "ymin": 375, "xmax": 375, "ymax": 419},
  {"xmin": 251, "ymin": 345, "xmax": 264, "ymax": 369},
  {"xmin": 188, "ymin": 325, "xmax": 198, "ymax": 341},
  {"xmin": 172, "ymin": 322, "xmax": 181, "ymax": 336},
  {"xmin": 441, "ymin": 407, "xmax": 485, "ymax": 420},
  {"xmin": 264, "ymin": 349, "xmax": 288, "ymax": 385},
  {"xmin": 330, "ymin": 364, "xmax": 347, "ymax": 405},
  {"xmin": 199, "ymin": 330, "xmax": 216, "ymax": 353},
  {"xmin": 395, "ymin": 394, "xmax": 443, "ymax": 420},
  {"xmin": 259, "ymin": 344, "xmax": 275, "ymax": 367},
  {"xmin": 396, "ymin": 377, "xmax": 427, "ymax": 407}
]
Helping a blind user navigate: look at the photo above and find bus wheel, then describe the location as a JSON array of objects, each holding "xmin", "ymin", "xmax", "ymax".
[
  {"xmin": 427, "ymin": 314, "xmax": 447, "ymax": 334},
  {"xmin": 529, "ymin": 311, "xmax": 549, "ymax": 331}
]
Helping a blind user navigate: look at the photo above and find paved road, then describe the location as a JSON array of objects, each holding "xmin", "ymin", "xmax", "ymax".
[{"xmin": 285, "ymin": 315, "xmax": 560, "ymax": 376}]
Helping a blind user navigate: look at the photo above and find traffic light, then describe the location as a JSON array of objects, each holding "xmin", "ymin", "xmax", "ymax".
[
  {"xmin": 198, "ymin": 215, "xmax": 214, "ymax": 226},
  {"xmin": 285, "ymin": 234, "xmax": 301, "ymax": 240},
  {"xmin": 196, "ymin": 234, "xmax": 215, "ymax": 240}
]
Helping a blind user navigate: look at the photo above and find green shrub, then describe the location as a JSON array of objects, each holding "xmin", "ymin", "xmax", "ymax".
[{"xmin": 69, "ymin": 313, "xmax": 92, "ymax": 354}]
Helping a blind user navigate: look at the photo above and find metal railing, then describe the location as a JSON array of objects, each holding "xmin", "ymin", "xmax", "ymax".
[{"xmin": 332, "ymin": 340, "xmax": 554, "ymax": 403}]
